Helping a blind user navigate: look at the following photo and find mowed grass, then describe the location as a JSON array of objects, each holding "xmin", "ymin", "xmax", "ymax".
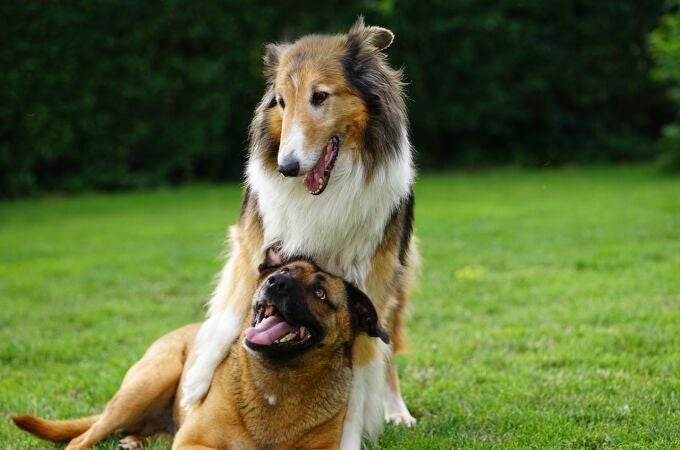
[{"xmin": 1, "ymin": 166, "xmax": 679, "ymax": 449}]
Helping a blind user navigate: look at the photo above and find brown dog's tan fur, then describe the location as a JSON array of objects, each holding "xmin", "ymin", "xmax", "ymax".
[{"xmin": 13, "ymin": 259, "xmax": 386, "ymax": 450}]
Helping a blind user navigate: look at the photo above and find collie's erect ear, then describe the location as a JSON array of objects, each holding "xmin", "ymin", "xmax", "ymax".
[
  {"xmin": 344, "ymin": 281, "xmax": 390, "ymax": 344},
  {"xmin": 349, "ymin": 16, "xmax": 394, "ymax": 52},
  {"xmin": 258, "ymin": 245, "xmax": 285, "ymax": 274},
  {"xmin": 264, "ymin": 43, "xmax": 281, "ymax": 68},
  {"xmin": 263, "ymin": 43, "xmax": 288, "ymax": 81}
]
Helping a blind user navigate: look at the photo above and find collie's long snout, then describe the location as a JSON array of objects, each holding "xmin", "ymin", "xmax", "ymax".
[{"xmin": 277, "ymin": 157, "xmax": 300, "ymax": 177}]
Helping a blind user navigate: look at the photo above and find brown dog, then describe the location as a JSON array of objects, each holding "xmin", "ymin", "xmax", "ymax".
[{"xmin": 12, "ymin": 256, "xmax": 388, "ymax": 450}]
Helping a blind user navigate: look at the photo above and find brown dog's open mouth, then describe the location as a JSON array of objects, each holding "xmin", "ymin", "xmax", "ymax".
[
  {"xmin": 303, "ymin": 136, "xmax": 339, "ymax": 195},
  {"xmin": 245, "ymin": 304, "xmax": 312, "ymax": 346}
]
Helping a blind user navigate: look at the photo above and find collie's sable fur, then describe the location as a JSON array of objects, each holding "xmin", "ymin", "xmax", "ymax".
[{"xmin": 182, "ymin": 18, "xmax": 417, "ymax": 447}]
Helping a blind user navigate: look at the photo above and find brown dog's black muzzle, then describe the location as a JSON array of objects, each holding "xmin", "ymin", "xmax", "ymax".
[
  {"xmin": 246, "ymin": 270, "xmax": 322, "ymax": 360},
  {"xmin": 266, "ymin": 273, "xmax": 295, "ymax": 295}
]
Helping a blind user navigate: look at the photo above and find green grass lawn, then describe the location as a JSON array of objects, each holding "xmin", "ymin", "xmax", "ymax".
[{"xmin": 1, "ymin": 166, "xmax": 679, "ymax": 449}]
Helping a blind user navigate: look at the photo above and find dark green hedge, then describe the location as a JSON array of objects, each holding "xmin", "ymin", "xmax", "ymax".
[
  {"xmin": 649, "ymin": 6, "xmax": 680, "ymax": 172},
  {"xmin": 383, "ymin": 1, "xmax": 674, "ymax": 168},
  {"xmin": 0, "ymin": 1, "xmax": 673, "ymax": 197}
]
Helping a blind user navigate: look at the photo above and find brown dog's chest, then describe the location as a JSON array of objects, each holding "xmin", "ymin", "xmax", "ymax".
[
  {"xmin": 176, "ymin": 341, "xmax": 352, "ymax": 449},
  {"xmin": 234, "ymin": 348, "xmax": 351, "ymax": 448}
]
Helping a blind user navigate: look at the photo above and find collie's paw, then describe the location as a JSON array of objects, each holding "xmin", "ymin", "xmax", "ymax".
[
  {"xmin": 386, "ymin": 410, "xmax": 416, "ymax": 427},
  {"xmin": 180, "ymin": 369, "xmax": 210, "ymax": 409},
  {"xmin": 180, "ymin": 364, "xmax": 212, "ymax": 410},
  {"xmin": 384, "ymin": 390, "xmax": 416, "ymax": 427},
  {"xmin": 118, "ymin": 435, "xmax": 143, "ymax": 450}
]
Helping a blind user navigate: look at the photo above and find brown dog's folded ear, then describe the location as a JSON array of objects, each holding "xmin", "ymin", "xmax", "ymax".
[
  {"xmin": 344, "ymin": 282, "xmax": 390, "ymax": 344},
  {"xmin": 258, "ymin": 245, "xmax": 285, "ymax": 274}
]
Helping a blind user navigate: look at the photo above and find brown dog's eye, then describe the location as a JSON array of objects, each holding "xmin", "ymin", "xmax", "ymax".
[
  {"xmin": 277, "ymin": 96, "xmax": 285, "ymax": 109},
  {"xmin": 311, "ymin": 91, "xmax": 329, "ymax": 107},
  {"xmin": 314, "ymin": 288, "xmax": 326, "ymax": 300}
]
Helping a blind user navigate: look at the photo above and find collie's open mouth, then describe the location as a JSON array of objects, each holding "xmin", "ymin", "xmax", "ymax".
[
  {"xmin": 245, "ymin": 304, "xmax": 311, "ymax": 346},
  {"xmin": 303, "ymin": 136, "xmax": 339, "ymax": 195}
]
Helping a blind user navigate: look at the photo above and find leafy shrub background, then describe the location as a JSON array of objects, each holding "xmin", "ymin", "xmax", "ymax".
[
  {"xmin": 649, "ymin": 6, "xmax": 680, "ymax": 172},
  {"xmin": 0, "ymin": 0, "xmax": 675, "ymax": 197}
]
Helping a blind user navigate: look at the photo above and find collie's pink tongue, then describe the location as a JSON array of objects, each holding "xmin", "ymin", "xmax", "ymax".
[
  {"xmin": 303, "ymin": 164, "xmax": 325, "ymax": 192},
  {"xmin": 303, "ymin": 137, "xmax": 338, "ymax": 195},
  {"xmin": 245, "ymin": 315, "xmax": 294, "ymax": 345}
]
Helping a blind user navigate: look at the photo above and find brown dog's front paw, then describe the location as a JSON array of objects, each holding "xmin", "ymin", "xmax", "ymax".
[{"xmin": 118, "ymin": 435, "xmax": 143, "ymax": 450}]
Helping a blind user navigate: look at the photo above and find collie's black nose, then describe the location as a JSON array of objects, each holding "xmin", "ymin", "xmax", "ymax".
[
  {"xmin": 277, "ymin": 159, "xmax": 300, "ymax": 177},
  {"xmin": 267, "ymin": 273, "xmax": 294, "ymax": 294}
]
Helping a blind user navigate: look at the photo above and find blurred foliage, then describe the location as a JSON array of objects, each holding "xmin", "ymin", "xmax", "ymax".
[
  {"xmin": 380, "ymin": 0, "xmax": 673, "ymax": 168},
  {"xmin": 0, "ymin": 0, "xmax": 675, "ymax": 197},
  {"xmin": 649, "ymin": 5, "xmax": 680, "ymax": 172}
]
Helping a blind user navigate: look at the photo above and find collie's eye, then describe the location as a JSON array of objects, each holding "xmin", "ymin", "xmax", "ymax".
[
  {"xmin": 277, "ymin": 97, "xmax": 286, "ymax": 109},
  {"xmin": 311, "ymin": 91, "xmax": 329, "ymax": 107},
  {"xmin": 314, "ymin": 288, "xmax": 326, "ymax": 300}
]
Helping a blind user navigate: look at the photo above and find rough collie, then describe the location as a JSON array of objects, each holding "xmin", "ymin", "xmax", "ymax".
[{"xmin": 182, "ymin": 18, "xmax": 417, "ymax": 449}]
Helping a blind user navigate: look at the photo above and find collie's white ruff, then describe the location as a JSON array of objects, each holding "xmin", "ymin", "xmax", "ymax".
[{"xmin": 249, "ymin": 130, "xmax": 414, "ymax": 287}]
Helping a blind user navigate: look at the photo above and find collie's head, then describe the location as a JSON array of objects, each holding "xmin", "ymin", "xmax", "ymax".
[{"xmin": 249, "ymin": 18, "xmax": 408, "ymax": 195}]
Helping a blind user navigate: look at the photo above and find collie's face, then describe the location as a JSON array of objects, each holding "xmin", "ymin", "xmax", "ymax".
[
  {"xmin": 268, "ymin": 38, "xmax": 368, "ymax": 195},
  {"xmin": 259, "ymin": 21, "xmax": 399, "ymax": 195}
]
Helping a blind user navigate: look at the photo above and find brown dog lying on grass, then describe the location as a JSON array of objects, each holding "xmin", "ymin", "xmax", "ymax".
[{"xmin": 12, "ymin": 253, "xmax": 389, "ymax": 450}]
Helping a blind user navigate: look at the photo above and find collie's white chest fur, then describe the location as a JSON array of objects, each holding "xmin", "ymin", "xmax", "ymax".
[{"xmin": 246, "ymin": 136, "xmax": 413, "ymax": 287}]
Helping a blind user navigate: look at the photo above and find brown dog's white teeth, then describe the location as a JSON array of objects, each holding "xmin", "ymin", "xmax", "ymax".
[{"xmin": 278, "ymin": 332, "xmax": 296, "ymax": 343}]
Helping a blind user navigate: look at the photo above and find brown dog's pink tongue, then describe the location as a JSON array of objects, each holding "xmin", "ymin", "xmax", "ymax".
[{"xmin": 245, "ymin": 315, "xmax": 295, "ymax": 345}]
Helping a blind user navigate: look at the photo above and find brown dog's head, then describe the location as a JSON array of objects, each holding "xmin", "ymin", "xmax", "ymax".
[{"xmin": 244, "ymin": 251, "xmax": 388, "ymax": 361}]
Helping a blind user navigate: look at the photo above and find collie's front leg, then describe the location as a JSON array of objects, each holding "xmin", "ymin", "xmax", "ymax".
[
  {"xmin": 180, "ymin": 307, "xmax": 245, "ymax": 410},
  {"xmin": 181, "ymin": 241, "xmax": 259, "ymax": 410},
  {"xmin": 384, "ymin": 356, "xmax": 416, "ymax": 426},
  {"xmin": 340, "ymin": 338, "xmax": 389, "ymax": 450}
]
